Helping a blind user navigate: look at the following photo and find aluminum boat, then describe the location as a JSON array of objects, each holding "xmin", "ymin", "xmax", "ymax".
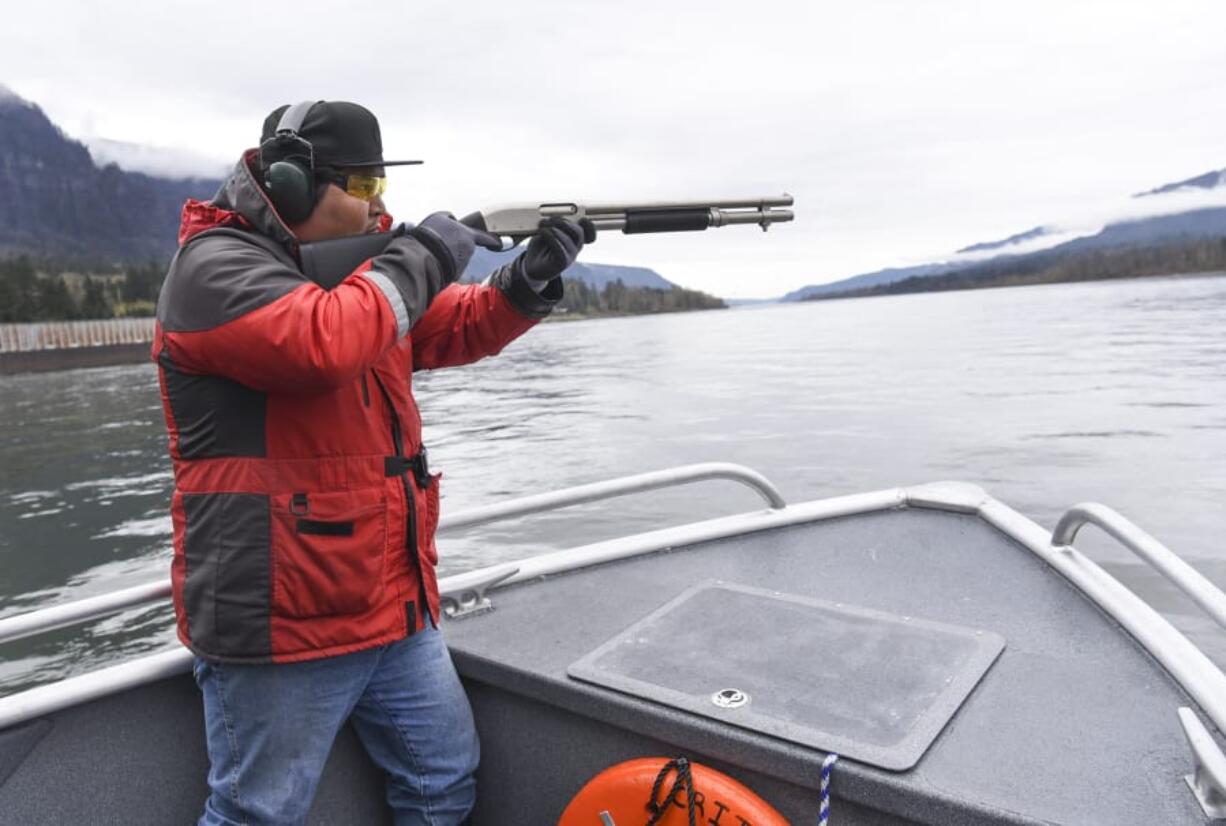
[{"xmin": 1, "ymin": 463, "xmax": 1224, "ymax": 824}]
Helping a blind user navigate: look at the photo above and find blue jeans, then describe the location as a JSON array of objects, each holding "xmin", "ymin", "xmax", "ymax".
[{"xmin": 192, "ymin": 627, "xmax": 479, "ymax": 826}]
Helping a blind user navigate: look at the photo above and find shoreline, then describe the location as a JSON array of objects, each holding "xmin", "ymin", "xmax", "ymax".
[
  {"xmin": 0, "ymin": 307, "xmax": 728, "ymax": 375},
  {"xmin": 542, "ymin": 305, "xmax": 728, "ymax": 323},
  {"xmin": 0, "ymin": 342, "xmax": 151, "ymax": 375}
]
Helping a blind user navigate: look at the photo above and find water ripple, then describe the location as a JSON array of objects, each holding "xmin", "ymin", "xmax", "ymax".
[{"xmin": 0, "ymin": 274, "xmax": 1224, "ymax": 691}]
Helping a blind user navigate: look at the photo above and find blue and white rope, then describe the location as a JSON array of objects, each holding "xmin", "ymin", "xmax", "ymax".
[{"xmin": 818, "ymin": 752, "xmax": 839, "ymax": 824}]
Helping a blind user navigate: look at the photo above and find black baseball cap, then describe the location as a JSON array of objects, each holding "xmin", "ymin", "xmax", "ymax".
[{"xmin": 260, "ymin": 101, "xmax": 422, "ymax": 171}]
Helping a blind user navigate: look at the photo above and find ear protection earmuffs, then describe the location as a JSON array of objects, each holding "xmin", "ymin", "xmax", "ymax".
[{"xmin": 260, "ymin": 101, "xmax": 320, "ymax": 224}]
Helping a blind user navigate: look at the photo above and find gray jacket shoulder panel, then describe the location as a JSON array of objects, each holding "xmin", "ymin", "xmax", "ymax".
[{"xmin": 157, "ymin": 229, "xmax": 307, "ymax": 333}]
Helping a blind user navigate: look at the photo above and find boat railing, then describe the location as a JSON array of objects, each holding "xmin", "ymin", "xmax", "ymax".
[
  {"xmin": 0, "ymin": 462, "xmax": 786, "ymax": 648},
  {"xmin": 965, "ymin": 488, "xmax": 1226, "ymax": 731},
  {"xmin": 0, "ymin": 579, "xmax": 171, "ymax": 647},
  {"xmin": 1047, "ymin": 502, "xmax": 1226, "ymax": 815},
  {"xmin": 437, "ymin": 462, "xmax": 787, "ymax": 531},
  {"xmin": 1052, "ymin": 502, "xmax": 1226, "ymax": 632},
  {"xmin": 0, "ymin": 463, "xmax": 790, "ymax": 727}
]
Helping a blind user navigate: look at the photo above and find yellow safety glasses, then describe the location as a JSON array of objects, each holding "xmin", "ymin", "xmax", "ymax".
[{"xmin": 323, "ymin": 170, "xmax": 388, "ymax": 202}]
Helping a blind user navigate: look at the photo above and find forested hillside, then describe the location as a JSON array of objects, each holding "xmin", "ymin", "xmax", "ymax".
[{"xmin": 806, "ymin": 237, "xmax": 1226, "ymax": 301}]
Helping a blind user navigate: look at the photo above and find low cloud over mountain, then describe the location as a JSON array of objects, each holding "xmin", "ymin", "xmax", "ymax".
[
  {"xmin": 83, "ymin": 137, "xmax": 230, "ymax": 181},
  {"xmin": 786, "ymin": 167, "xmax": 1226, "ymax": 301}
]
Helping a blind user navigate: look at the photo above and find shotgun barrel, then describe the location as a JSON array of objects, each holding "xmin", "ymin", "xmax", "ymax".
[{"xmin": 465, "ymin": 195, "xmax": 794, "ymax": 241}]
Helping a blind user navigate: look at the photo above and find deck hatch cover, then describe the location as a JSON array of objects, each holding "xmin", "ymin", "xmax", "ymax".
[{"xmin": 567, "ymin": 581, "xmax": 1005, "ymax": 770}]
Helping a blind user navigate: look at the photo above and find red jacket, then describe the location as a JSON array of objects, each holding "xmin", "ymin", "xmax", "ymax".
[{"xmin": 154, "ymin": 151, "xmax": 558, "ymax": 663}]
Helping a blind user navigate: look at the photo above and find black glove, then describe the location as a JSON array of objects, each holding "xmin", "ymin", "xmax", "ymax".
[
  {"xmin": 516, "ymin": 217, "xmax": 597, "ymax": 282},
  {"xmin": 409, "ymin": 212, "xmax": 502, "ymax": 285}
]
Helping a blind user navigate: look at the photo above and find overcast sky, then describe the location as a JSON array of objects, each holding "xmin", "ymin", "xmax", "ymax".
[{"xmin": 3, "ymin": 1, "xmax": 1225, "ymax": 298}]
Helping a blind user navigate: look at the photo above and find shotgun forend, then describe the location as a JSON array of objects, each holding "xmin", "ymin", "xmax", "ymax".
[{"xmin": 460, "ymin": 195, "xmax": 794, "ymax": 243}]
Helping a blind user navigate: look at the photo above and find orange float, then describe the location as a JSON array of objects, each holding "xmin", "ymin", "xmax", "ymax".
[{"xmin": 558, "ymin": 756, "xmax": 788, "ymax": 826}]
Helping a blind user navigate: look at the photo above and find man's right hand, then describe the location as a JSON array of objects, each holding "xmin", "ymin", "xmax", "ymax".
[{"xmin": 409, "ymin": 212, "xmax": 502, "ymax": 285}]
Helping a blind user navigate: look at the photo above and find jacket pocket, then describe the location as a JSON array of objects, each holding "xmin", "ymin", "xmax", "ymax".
[{"xmin": 270, "ymin": 489, "xmax": 386, "ymax": 618}]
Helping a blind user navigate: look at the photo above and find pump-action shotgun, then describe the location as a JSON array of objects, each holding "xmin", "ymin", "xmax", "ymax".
[{"xmin": 299, "ymin": 195, "xmax": 794, "ymax": 289}]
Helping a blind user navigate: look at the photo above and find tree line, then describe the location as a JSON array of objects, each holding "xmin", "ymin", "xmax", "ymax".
[
  {"xmin": 807, "ymin": 237, "xmax": 1226, "ymax": 302},
  {"xmin": 556, "ymin": 278, "xmax": 726, "ymax": 316},
  {"xmin": 0, "ymin": 256, "xmax": 726, "ymax": 323},
  {"xmin": 0, "ymin": 256, "xmax": 165, "ymax": 323}
]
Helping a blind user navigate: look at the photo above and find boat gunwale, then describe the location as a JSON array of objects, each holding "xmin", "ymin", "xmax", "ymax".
[{"xmin": 0, "ymin": 471, "xmax": 1222, "ymax": 752}]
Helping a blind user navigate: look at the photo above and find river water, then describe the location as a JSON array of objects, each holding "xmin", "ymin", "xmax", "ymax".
[{"xmin": 1, "ymin": 274, "xmax": 1224, "ymax": 693}]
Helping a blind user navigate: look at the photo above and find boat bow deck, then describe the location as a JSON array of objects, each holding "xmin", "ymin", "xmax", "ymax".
[{"xmin": 445, "ymin": 499, "xmax": 1221, "ymax": 824}]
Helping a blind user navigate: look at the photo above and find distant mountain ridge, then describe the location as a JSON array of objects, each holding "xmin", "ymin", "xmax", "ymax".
[
  {"xmin": 0, "ymin": 91, "xmax": 222, "ymax": 262},
  {"xmin": 785, "ymin": 166, "xmax": 1226, "ymax": 301},
  {"xmin": 780, "ymin": 262, "xmax": 949, "ymax": 301},
  {"xmin": 0, "ymin": 87, "xmax": 677, "ymax": 290},
  {"xmin": 1135, "ymin": 168, "xmax": 1226, "ymax": 197},
  {"xmin": 956, "ymin": 226, "xmax": 1049, "ymax": 254}
]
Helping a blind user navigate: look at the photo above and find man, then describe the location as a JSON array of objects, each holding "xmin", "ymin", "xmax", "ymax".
[{"xmin": 153, "ymin": 100, "xmax": 591, "ymax": 825}]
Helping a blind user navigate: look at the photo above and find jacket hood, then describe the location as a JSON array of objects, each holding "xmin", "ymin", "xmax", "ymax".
[
  {"xmin": 178, "ymin": 149, "xmax": 296, "ymax": 248},
  {"xmin": 177, "ymin": 149, "xmax": 398, "ymax": 247}
]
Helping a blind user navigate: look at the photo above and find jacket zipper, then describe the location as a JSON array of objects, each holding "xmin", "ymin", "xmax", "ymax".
[{"xmin": 370, "ymin": 372, "xmax": 426, "ymax": 630}]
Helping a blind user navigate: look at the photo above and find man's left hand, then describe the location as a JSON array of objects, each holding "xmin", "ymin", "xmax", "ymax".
[{"xmin": 517, "ymin": 217, "xmax": 597, "ymax": 282}]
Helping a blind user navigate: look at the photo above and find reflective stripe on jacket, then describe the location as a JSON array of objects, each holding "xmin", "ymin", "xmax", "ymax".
[{"xmin": 154, "ymin": 150, "xmax": 557, "ymax": 663}]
